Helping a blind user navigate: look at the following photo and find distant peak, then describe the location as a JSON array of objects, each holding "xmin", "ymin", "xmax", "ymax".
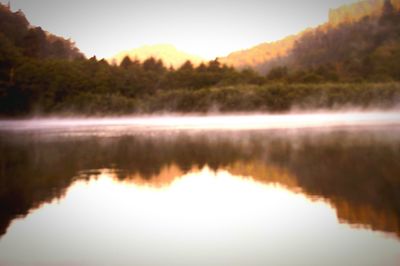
[{"xmin": 110, "ymin": 44, "xmax": 204, "ymax": 68}]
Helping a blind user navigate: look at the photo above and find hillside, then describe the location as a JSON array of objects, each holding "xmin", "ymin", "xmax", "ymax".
[
  {"xmin": 278, "ymin": 1, "xmax": 400, "ymax": 82},
  {"xmin": 329, "ymin": 0, "xmax": 400, "ymax": 26},
  {"xmin": 0, "ymin": 4, "xmax": 83, "ymax": 61},
  {"xmin": 219, "ymin": 35, "xmax": 301, "ymax": 74},
  {"xmin": 110, "ymin": 44, "xmax": 204, "ymax": 68},
  {"xmin": 221, "ymin": 0, "xmax": 400, "ymax": 75}
]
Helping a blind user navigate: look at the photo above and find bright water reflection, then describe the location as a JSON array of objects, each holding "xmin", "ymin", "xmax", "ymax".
[
  {"xmin": 0, "ymin": 113, "xmax": 400, "ymax": 266},
  {"xmin": 0, "ymin": 168, "xmax": 399, "ymax": 266}
]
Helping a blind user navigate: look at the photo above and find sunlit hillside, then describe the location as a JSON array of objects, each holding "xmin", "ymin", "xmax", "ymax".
[
  {"xmin": 110, "ymin": 44, "xmax": 204, "ymax": 68},
  {"xmin": 221, "ymin": 0, "xmax": 400, "ymax": 74},
  {"xmin": 329, "ymin": 0, "xmax": 400, "ymax": 26},
  {"xmin": 219, "ymin": 35, "xmax": 302, "ymax": 74}
]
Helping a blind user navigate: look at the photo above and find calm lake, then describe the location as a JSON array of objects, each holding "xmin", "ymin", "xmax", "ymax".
[{"xmin": 0, "ymin": 112, "xmax": 400, "ymax": 266}]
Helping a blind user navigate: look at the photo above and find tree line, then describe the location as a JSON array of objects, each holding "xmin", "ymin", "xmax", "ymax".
[
  {"xmin": 266, "ymin": 0, "xmax": 400, "ymax": 83},
  {"xmin": 0, "ymin": 2, "xmax": 399, "ymax": 116}
]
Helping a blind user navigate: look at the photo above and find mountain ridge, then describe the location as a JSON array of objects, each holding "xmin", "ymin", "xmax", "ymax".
[
  {"xmin": 329, "ymin": 0, "xmax": 400, "ymax": 26},
  {"xmin": 220, "ymin": 0, "xmax": 400, "ymax": 74},
  {"xmin": 110, "ymin": 44, "xmax": 204, "ymax": 68}
]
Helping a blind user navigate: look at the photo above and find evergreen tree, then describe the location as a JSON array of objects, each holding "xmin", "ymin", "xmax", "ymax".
[
  {"xmin": 120, "ymin": 56, "xmax": 133, "ymax": 69},
  {"xmin": 382, "ymin": 0, "xmax": 395, "ymax": 17}
]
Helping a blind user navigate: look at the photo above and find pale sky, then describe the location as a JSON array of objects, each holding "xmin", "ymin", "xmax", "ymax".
[{"xmin": 2, "ymin": 0, "xmax": 357, "ymax": 59}]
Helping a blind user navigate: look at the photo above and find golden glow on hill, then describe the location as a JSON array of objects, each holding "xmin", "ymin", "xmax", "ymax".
[
  {"xmin": 219, "ymin": 35, "xmax": 300, "ymax": 72},
  {"xmin": 110, "ymin": 44, "xmax": 204, "ymax": 68},
  {"xmin": 221, "ymin": 0, "xmax": 400, "ymax": 73},
  {"xmin": 329, "ymin": 0, "xmax": 400, "ymax": 26}
]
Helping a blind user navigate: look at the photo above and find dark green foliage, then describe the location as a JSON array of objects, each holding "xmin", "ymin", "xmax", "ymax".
[
  {"xmin": 267, "ymin": 67, "xmax": 289, "ymax": 81},
  {"xmin": 0, "ymin": 33, "xmax": 20, "ymax": 81},
  {"xmin": 382, "ymin": 0, "xmax": 396, "ymax": 18},
  {"xmin": 0, "ymin": 5, "xmax": 29, "ymax": 46},
  {"xmin": 143, "ymin": 83, "xmax": 400, "ymax": 113},
  {"xmin": 0, "ymin": 5, "xmax": 83, "ymax": 60},
  {"xmin": 279, "ymin": 4, "xmax": 400, "ymax": 82},
  {"xmin": 0, "ymin": 2, "xmax": 399, "ymax": 116}
]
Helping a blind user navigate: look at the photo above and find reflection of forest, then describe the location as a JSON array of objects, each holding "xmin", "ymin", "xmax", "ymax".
[
  {"xmin": 228, "ymin": 161, "xmax": 400, "ymax": 237},
  {"xmin": 0, "ymin": 129, "xmax": 399, "ymax": 238}
]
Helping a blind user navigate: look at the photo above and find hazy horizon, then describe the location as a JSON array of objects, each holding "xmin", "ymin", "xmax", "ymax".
[{"xmin": 1, "ymin": 0, "xmax": 357, "ymax": 59}]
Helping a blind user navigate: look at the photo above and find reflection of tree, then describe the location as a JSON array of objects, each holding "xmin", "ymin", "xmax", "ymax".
[
  {"xmin": 228, "ymin": 158, "xmax": 400, "ymax": 237},
  {"xmin": 263, "ymin": 133, "xmax": 400, "ymax": 236},
  {"xmin": 0, "ymin": 129, "xmax": 399, "ymax": 238},
  {"xmin": 0, "ymin": 133, "xmax": 254, "ymax": 236}
]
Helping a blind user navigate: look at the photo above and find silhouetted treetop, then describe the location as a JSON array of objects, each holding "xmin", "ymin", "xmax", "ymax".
[{"xmin": 0, "ymin": 3, "xmax": 83, "ymax": 60}]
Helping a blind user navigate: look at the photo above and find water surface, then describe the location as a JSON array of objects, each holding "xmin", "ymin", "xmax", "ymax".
[{"xmin": 0, "ymin": 112, "xmax": 400, "ymax": 266}]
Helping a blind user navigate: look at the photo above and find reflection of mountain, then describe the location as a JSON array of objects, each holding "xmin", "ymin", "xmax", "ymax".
[
  {"xmin": 1, "ymin": 129, "xmax": 400, "ymax": 237},
  {"xmin": 110, "ymin": 44, "xmax": 204, "ymax": 68}
]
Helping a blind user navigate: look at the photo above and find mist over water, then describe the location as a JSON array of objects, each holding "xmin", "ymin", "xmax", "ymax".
[{"xmin": 1, "ymin": 111, "xmax": 399, "ymax": 132}]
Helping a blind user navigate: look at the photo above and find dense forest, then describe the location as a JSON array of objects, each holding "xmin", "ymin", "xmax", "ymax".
[
  {"xmin": 282, "ymin": 0, "xmax": 400, "ymax": 82},
  {"xmin": 328, "ymin": 0, "xmax": 400, "ymax": 26},
  {"xmin": 222, "ymin": 0, "xmax": 400, "ymax": 76},
  {"xmin": 0, "ymin": 1, "xmax": 399, "ymax": 116}
]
